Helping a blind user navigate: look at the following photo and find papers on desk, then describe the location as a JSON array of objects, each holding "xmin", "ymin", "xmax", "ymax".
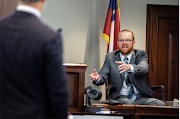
[
  {"xmin": 166, "ymin": 98, "xmax": 179, "ymax": 107},
  {"xmin": 173, "ymin": 98, "xmax": 179, "ymax": 107}
]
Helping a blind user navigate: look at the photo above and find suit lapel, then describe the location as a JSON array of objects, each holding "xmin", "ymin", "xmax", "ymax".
[
  {"xmin": 114, "ymin": 51, "xmax": 125, "ymax": 80},
  {"xmin": 128, "ymin": 50, "xmax": 136, "ymax": 82},
  {"xmin": 129, "ymin": 50, "xmax": 136, "ymax": 64},
  {"xmin": 114, "ymin": 51, "xmax": 121, "ymax": 62}
]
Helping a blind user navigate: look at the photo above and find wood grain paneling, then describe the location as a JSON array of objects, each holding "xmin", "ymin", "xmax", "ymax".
[
  {"xmin": 67, "ymin": 73, "xmax": 78, "ymax": 108},
  {"xmin": 146, "ymin": 4, "xmax": 179, "ymax": 101},
  {"xmin": 64, "ymin": 63, "xmax": 87, "ymax": 112},
  {"xmin": 92, "ymin": 104, "xmax": 179, "ymax": 119}
]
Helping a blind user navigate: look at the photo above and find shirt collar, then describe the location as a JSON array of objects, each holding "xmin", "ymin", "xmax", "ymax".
[
  {"xmin": 120, "ymin": 51, "xmax": 133, "ymax": 63},
  {"xmin": 16, "ymin": 5, "xmax": 41, "ymax": 19}
]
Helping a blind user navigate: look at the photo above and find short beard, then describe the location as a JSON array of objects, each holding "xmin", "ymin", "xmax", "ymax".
[{"xmin": 119, "ymin": 46, "xmax": 133, "ymax": 56}]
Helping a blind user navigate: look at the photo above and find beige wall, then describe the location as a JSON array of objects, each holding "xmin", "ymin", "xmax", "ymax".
[{"xmin": 41, "ymin": 0, "xmax": 179, "ymax": 103}]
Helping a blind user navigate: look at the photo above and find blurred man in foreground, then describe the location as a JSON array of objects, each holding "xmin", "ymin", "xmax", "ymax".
[{"xmin": 0, "ymin": 0, "xmax": 68, "ymax": 118}]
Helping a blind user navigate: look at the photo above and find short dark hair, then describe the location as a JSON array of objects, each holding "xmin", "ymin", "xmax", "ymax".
[
  {"xmin": 118, "ymin": 29, "xmax": 135, "ymax": 41},
  {"xmin": 20, "ymin": 0, "xmax": 40, "ymax": 3}
]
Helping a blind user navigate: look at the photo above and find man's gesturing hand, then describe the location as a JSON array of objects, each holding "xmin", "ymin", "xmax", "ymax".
[
  {"xmin": 89, "ymin": 69, "xmax": 100, "ymax": 81},
  {"xmin": 115, "ymin": 61, "xmax": 131, "ymax": 73}
]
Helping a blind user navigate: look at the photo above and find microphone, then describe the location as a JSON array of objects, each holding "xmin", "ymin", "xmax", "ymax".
[
  {"xmin": 109, "ymin": 85, "xmax": 117, "ymax": 97},
  {"xmin": 103, "ymin": 85, "xmax": 126, "ymax": 113},
  {"xmin": 102, "ymin": 85, "xmax": 121, "ymax": 105},
  {"xmin": 172, "ymin": 61, "xmax": 178, "ymax": 66}
]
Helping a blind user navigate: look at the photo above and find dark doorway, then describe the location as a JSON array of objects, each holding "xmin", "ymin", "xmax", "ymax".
[{"xmin": 146, "ymin": 4, "xmax": 179, "ymax": 101}]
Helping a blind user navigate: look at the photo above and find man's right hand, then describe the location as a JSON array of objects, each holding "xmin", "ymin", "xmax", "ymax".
[{"xmin": 89, "ymin": 69, "xmax": 100, "ymax": 81}]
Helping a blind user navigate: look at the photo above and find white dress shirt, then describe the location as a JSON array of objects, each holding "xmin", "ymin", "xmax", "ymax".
[
  {"xmin": 119, "ymin": 51, "xmax": 140, "ymax": 95},
  {"xmin": 16, "ymin": 4, "xmax": 41, "ymax": 19}
]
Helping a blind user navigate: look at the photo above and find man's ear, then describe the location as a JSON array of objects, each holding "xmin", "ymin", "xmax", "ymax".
[
  {"xmin": 41, "ymin": 0, "xmax": 46, "ymax": 3},
  {"xmin": 133, "ymin": 40, "xmax": 135, "ymax": 47}
]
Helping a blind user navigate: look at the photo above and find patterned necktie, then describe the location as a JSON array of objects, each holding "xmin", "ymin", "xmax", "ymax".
[{"xmin": 123, "ymin": 57, "xmax": 136, "ymax": 101}]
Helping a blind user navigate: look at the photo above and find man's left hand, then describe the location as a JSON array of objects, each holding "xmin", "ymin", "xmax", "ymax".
[{"xmin": 115, "ymin": 61, "xmax": 131, "ymax": 73}]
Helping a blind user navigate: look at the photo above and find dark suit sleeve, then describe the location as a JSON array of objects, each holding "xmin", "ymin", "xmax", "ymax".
[
  {"xmin": 131, "ymin": 50, "xmax": 149, "ymax": 76},
  {"xmin": 44, "ymin": 34, "xmax": 68, "ymax": 118}
]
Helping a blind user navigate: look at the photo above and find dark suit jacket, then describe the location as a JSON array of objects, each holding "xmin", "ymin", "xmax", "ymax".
[
  {"xmin": 0, "ymin": 11, "xmax": 68, "ymax": 118},
  {"xmin": 94, "ymin": 49, "xmax": 154, "ymax": 99}
]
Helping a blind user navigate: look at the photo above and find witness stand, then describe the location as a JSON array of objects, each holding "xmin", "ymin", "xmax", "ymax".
[
  {"xmin": 71, "ymin": 104, "xmax": 179, "ymax": 119},
  {"xmin": 65, "ymin": 63, "xmax": 179, "ymax": 119},
  {"xmin": 91, "ymin": 104, "xmax": 179, "ymax": 119}
]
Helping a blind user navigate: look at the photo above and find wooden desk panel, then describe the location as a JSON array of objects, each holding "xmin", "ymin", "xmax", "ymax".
[
  {"xmin": 135, "ymin": 105, "xmax": 179, "ymax": 116},
  {"xmin": 63, "ymin": 63, "xmax": 87, "ymax": 113},
  {"xmin": 92, "ymin": 104, "xmax": 179, "ymax": 119}
]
